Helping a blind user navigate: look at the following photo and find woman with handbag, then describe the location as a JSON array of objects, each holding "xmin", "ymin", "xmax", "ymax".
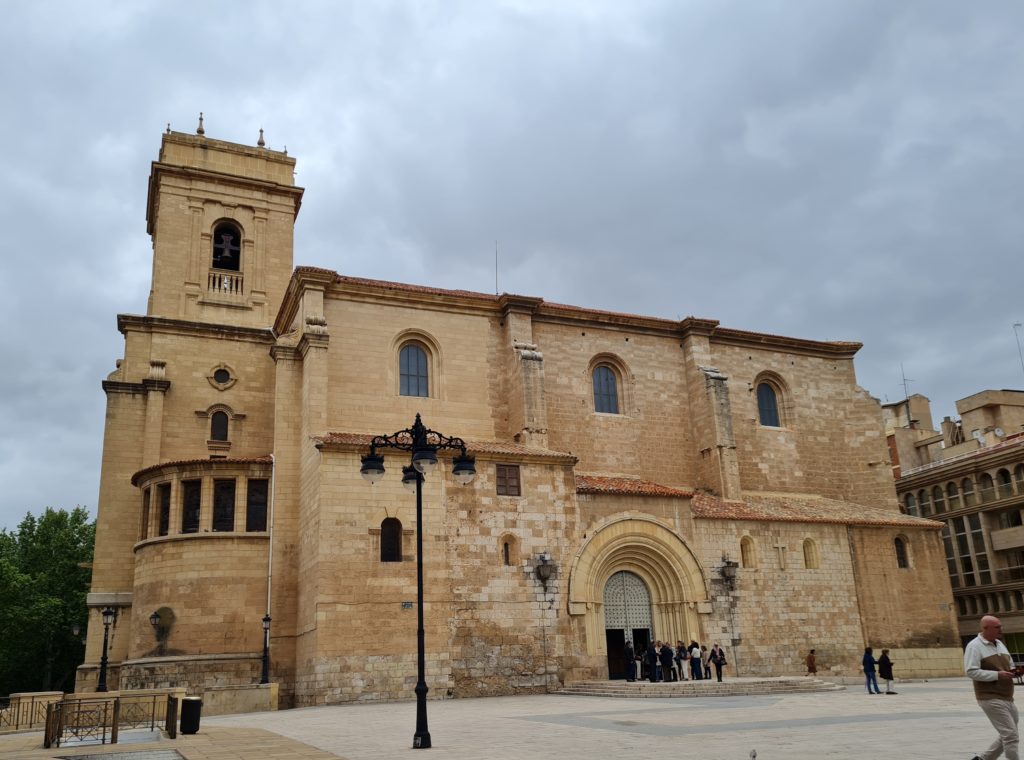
[{"xmin": 709, "ymin": 643, "xmax": 727, "ymax": 682}]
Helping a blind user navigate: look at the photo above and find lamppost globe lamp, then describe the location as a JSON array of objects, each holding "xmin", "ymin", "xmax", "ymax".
[
  {"xmin": 402, "ymin": 466, "xmax": 418, "ymax": 493},
  {"xmin": 360, "ymin": 414, "xmax": 475, "ymax": 749},
  {"xmin": 360, "ymin": 453, "xmax": 385, "ymax": 484},
  {"xmin": 411, "ymin": 446, "xmax": 438, "ymax": 475}
]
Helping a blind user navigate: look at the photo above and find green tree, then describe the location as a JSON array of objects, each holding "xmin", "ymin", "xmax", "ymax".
[{"xmin": 0, "ymin": 507, "xmax": 94, "ymax": 695}]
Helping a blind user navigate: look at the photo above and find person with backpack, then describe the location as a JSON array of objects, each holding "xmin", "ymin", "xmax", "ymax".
[{"xmin": 709, "ymin": 643, "xmax": 727, "ymax": 682}]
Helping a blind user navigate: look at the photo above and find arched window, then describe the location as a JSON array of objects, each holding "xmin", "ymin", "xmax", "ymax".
[
  {"xmin": 980, "ymin": 473, "xmax": 996, "ymax": 503},
  {"xmin": 947, "ymin": 482, "xmax": 961, "ymax": 511},
  {"xmin": 498, "ymin": 533, "xmax": 519, "ymax": 567},
  {"xmin": 894, "ymin": 537, "xmax": 909, "ymax": 569},
  {"xmin": 903, "ymin": 493, "xmax": 917, "ymax": 516},
  {"xmin": 802, "ymin": 538, "xmax": 820, "ymax": 569},
  {"xmin": 380, "ymin": 518, "xmax": 402, "ymax": 562},
  {"xmin": 210, "ymin": 411, "xmax": 229, "ymax": 441},
  {"xmin": 918, "ymin": 489, "xmax": 931, "ymax": 517},
  {"xmin": 756, "ymin": 383, "xmax": 780, "ymax": 427},
  {"xmin": 399, "ymin": 343, "xmax": 429, "ymax": 398},
  {"xmin": 962, "ymin": 478, "xmax": 976, "ymax": 507},
  {"xmin": 932, "ymin": 486, "xmax": 946, "ymax": 514},
  {"xmin": 212, "ymin": 221, "xmax": 242, "ymax": 271},
  {"xmin": 740, "ymin": 536, "xmax": 758, "ymax": 569},
  {"xmin": 998, "ymin": 469, "xmax": 1014, "ymax": 499},
  {"xmin": 593, "ymin": 365, "xmax": 619, "ymax": 414}
]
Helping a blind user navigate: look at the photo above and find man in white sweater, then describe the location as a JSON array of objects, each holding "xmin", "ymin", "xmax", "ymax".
[{"xmin": 964, "ymin": 615, "xmax": 1020, "ymax": 760}]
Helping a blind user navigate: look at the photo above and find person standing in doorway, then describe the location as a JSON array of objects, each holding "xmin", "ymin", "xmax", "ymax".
[
  {"xmin": 690, "ymin": 640, "xmax": 703, "ymax": 681},
  {"xmin": 965, "ymin": 615, "xmax": 1021, "ymax": 760},
  {"xmin": 863, "ymin": 647, "xmax": 882, "ymax": 694},
  {"xmin": 646, "ymin": 641, "xmax": 659, "ymax": 682},
  {"xmin": 806, "ymin": 648, "xmax": 817, "ymax": 676},
  {"xmin": 675, "ymin": 640, "xmax": 687, "ymax": 681},
  {"xmin": 659, "ymin": 641, "xmax": 675, "ymax": 682},
  {"xmin": 878, "ymin": 649, "xmax": 896, "ymax": 694},
  {"xmin": 701, "ymin": 645, "xmax": 711, "ymax": 679},
  {"xmin": 624, "ymin": 640, "xmax": 636, "ymax": 682}
]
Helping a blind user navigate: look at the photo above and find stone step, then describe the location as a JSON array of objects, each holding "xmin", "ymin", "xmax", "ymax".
[{"xmin": 557, "ymin": 678, "xmax": 845, "ymax": 698}]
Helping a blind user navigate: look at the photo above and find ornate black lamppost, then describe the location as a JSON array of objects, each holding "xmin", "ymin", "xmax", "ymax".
[
  {"xmin": 260, "ymin": 614, "xmax": 272, "ymax": 685},
  {"xmin": 360, "ymin": 413, "xmax": 476, "ymax": 749},
  {"xmin": 96, "ymin": 607, "xmax": 115, "ymax": 692}
]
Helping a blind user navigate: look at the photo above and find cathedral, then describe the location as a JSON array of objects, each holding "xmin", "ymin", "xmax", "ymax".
[{"xmin": 79, "ymin": 126, "xmax": 960, "ymax": 707}]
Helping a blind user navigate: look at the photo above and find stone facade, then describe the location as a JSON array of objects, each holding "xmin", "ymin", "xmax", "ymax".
[{"xmin": 79, "ymin": 127, "xmax": 958, "ymax": 708}]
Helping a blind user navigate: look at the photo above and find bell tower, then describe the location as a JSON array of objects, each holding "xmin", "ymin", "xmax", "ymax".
[{"xmin": 145, "ymin": 118, "xmax": 304, "ymax": 327}]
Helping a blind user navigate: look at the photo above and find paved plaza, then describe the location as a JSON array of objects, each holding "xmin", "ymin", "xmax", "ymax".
[{"xmin": 0, "ymin": 678, "xmax": 1010, "ymax": 760}]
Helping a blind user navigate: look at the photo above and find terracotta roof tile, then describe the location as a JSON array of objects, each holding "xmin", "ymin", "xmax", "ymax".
[
  {"xmin": 576, "ymin": 474, "xmax": 694, "ymax": 498},
  {"xmin": 691, "ymin": 492, "xmax": 942, "ymax": 529}
]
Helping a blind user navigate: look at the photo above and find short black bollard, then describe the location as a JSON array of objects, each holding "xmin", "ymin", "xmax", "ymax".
[{"xmin": 179, "ymin": 697, "xmax": 202, "ymax": 735}]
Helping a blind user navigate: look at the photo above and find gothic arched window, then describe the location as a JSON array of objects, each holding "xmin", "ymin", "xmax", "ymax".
[
  {"xmin": 593, "ymin": 365, "xmax": 619, "ymax": 414},
  {"xmin": 757, "ymin": 383, "xmax": 780, "ymax": 427},
  {"xmin": 399, "ymin": 343, "xmax": 429, "ymax": 398}
]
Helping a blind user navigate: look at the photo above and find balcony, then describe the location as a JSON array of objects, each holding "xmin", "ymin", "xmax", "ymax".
[{"xmin": 207, "ymin": 270, "xmax": 244, "ymax": 298}]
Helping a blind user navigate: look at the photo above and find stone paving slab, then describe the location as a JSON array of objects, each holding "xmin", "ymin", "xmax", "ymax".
[
  {"xmin": 0, "ymin": 678, "xmax": 1011, "ymax": 760},
  {"xmin": 0, "ymin": 727, "xmax": 342, "ymax": 760},
  {"xmin": 209, "ymin": 678, "xmax": 1004, "ymax": 760}
]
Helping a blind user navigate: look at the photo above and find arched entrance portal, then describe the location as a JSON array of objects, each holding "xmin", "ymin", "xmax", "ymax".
[
  {"xmin": 603, "ymin": 570, "xmax": 652, "ymax": 679},
  {"xmin": 567, "ymin": 515, "xmax": 709, "ymax": 682}
]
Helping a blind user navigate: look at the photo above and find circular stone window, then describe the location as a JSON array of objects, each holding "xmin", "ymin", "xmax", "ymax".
[{"xmin": 208, "ymin": 365, "xmax": 237, "ymax": 391}]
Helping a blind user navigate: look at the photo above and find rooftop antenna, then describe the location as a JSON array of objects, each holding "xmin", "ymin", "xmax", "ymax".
[
  {"xmin": 1014, "ymin": 323, "xmax": 1024, "ymax": 380},
  {"xmin": 495, "ymin": 241, "xmax": 499, "ymax": 295},
  {"xmin": 900, "ymin": 363, "xmax": 913, "ymax": 401}
]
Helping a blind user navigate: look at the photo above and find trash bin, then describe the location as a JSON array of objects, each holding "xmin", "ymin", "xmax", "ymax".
[{"xmin": 180, "ymin": 697, "xmax": 202, "ymax": 735}]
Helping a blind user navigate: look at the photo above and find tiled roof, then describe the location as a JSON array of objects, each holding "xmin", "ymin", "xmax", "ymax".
[
  {"xmin": 691, "ymin": 492, "xmax": 943, "ymax": 529},
  {"xmin": 132, "ymin": 456, "xmax": 273, "ymax": 485},
  {"xmin": 316, "ymin": 432, "xmax": 575, "ymax": 461},
  {"xmin": 576, "ymin": 474, "xmax": 694, "ymax": 498}
]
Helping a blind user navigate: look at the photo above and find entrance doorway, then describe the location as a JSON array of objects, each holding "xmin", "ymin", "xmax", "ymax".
[{"xmin": 603, "ymin": 570, "xmax": 652, "ymax": 679}]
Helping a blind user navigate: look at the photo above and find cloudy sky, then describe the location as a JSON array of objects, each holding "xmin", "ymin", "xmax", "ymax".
[{"xmin": 2, "ymin": 1, "xmax": 1023, "ymax": 530}]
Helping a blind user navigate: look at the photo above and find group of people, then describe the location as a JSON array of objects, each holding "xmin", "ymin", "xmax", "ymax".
[
  {"xmin": 623, "ymin": 639, "xmax": 727, "ymax": 683},
  {"xmin": 860, "ymin": 647, "xmax": 897, "ymax": 695}
]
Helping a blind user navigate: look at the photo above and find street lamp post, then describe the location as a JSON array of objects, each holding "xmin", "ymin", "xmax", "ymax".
[
  {"xmin": 96, "ymin": 607, "xmax": 115, "ymax": 692},
  {"xmin": 260, "ymin": 614, "xmax": 272, "ymax": 685},
  {"xmin": 360, "ymin": 413, "xmax": 476, "ymax": 750}
]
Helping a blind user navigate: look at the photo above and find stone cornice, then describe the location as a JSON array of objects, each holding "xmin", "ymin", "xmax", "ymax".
[
  {"xmin": 272, "ymin": 266, "xmax": 338, "ymax": 335},
  {"xmin": 146, "ymin": 160, "xmax": 304, "ymax": 235},
  {"xmin": 102, "ymin": 380, "xmax": 148, "ymax": 395},
  {"xmin": 118, "ymin": 314, "xmax": 275, "ymax": 343}
]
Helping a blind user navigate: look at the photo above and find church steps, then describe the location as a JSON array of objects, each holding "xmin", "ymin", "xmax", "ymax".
[{"xmin": 558, "ymin": 677, "xmax": 844, "ymax": 698}]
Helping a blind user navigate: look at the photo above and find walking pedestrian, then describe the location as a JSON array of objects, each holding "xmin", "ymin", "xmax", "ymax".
[
  {"xmin": 863, "ymin": 646, "xmax": 882, "ymax": 695},
  {"xmin": 965, "ymin": 615, "xmax": 1021, "ymax": 760},
  {"xmin": 806, "ymin": 648, "xmax": 817, "ymax": 676}
]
